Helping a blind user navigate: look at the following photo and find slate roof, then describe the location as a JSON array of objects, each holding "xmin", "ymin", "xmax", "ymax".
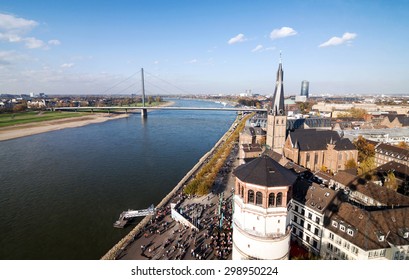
[
  {"xmin": 332, "ymin": 170, "xmax": 357, "ymax": 186},
  {"xmin": 293, "ymin": 181, "xmax": 338, "ymax": 214},
  {"xmin": 288, "ymin": 129, "xmax": 355, "ymax": 151},
  {"xmin": 385, "ymin": 114, "xmax": 409, "ymax": 126},
  {"xmin": 325, "ymin": 203, "xmax": 409, "ymax": 250},
  {"xmin": 348, "ymin": 179, "xmax": 409, "ymax": 206},
  {"xmin": 375, "ymin": 161, "xmax": 409, "ymax": 177},
  {"xmin": 233, "ymin": 155, "xmax": 297, "ymax": 187},
  {"xmin": 374, "ymin": 142, "xmax": 409, "ymax": 161}
]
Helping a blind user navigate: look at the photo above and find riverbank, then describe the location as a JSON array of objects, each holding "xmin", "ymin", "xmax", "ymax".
[
  {"xmin": 0, "ymin": 113, "xmax": 129, "ymax": 141},
  {"xmin": 0, "ymin": 101, "xmax": 174, "ymax": 142},
  {"xmin": 101, "ymin": 113, "xmax": 249, "ymax": 260}
]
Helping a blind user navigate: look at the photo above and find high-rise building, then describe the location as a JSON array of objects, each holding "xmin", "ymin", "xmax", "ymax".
[
  {"xmin": 266, "ymin": 58, "xmax": 287, "ymax": 154},
  {"xmin": 300, "ymin": 80, "xmax": 309, "ymax": 98}
]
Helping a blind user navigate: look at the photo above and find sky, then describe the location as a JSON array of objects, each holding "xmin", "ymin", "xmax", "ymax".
[{"xmin": 0, "ymin": 0, "xmax": 408, "ymax": 96}]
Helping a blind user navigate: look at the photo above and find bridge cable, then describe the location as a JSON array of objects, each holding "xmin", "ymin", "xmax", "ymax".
[
  {"xmin": 144, "ymin": 70, "xmax": 192, "ymax": 95},
  {"xmin": 100, "ymin": 70, "xmax": 141, "ymax": 95}
]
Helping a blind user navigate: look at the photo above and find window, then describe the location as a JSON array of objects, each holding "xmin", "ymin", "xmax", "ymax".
[
  {"xmin": 276, "ymin": 192, "xmax": 283, "ymax": 206},
  {"xmin": 294, "ymin": 205, "xmax": 299, "ymax": 212},
  {"xmin": 307, "ymin": 223, "xmax": 311, "ymax": 231},
  {"xmin": 256, "ymin": 192, "xmax": 263, "ymax": 206},
  {"xmin": 340, "ymin": 224, "xmax": 346, "ymax": 232},
  {"xmin": 248, "ymin": 190, "xmax": 254, "ymax": 204},
  {"xmin": 308, "ymin": 212, "xmax": 312, "ymax": 220},
  {"xmin": 347, "ymin": 228, "xmax": 354, "ymax": 236},
  {"xmin": 332, "ymin": 220, "xmax": 338, "ymax": 228},
  {"xmin": 329, "ymin": 232, "xmax": 334, "ymax": 240},
  {"xmin": 300, "ymin": 219, "xmax": 304, "ymax": 227},
  {"xmin": 240, "ymin": 186, "xmax": 244, "ymax": 198},
  {"xmin": 314, "ymin": 228, "xmax": 319, "ymax": 236},
  {"xmin": 298, "ymin": 231, "xmax": 303, "ymax": 238},
  {"xmin": 293, "ymin": 216, "xmax": 298, "ymax": 223},
  {"xmin": 313, "ymin": 239, "xmax": 318, "ymax": 249},
  {"xmin": 316, "ymin": 217, "xmax": 320, "ymax": 224},
  {"xmin": 306, "ymin": 235, "xmax": 310, "ymax": 244},
  {"xmin": 268, "ymin": 193, "xmax": 275, "ymax": 207},
  {"xmin": 314, "ymin": 153, "xmax": 318, "ymax": 165},
  {"xmin": 292, "ymin": 227, "xmax": 297, "ymax": 234},
  {"xmin": 306, "ymin": 153, "xmax": 310, "ymax": 163},
  {"xmin": 352, "ymin": 246, "xmax": 358, "ymax": 255},
  {"xmin": 301, "ymin": 209, "xmax": 305, "ymax": 216},
  {"xmin": 327, "ymin": 243, "xmax": 334, "ymax": 251}
]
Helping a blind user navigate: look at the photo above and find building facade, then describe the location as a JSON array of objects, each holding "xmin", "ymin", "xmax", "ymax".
[
  {"xmin": 283, "ymin": 129, "xmax": 358, "ymax": 173},
  {"xmin": 300, "ymin": 80, "xmax": 309, "ymax": 98}
]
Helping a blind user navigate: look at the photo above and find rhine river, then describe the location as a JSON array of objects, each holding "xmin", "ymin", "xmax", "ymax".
[{"xmin": 0, "ymin": 99, "xmax": 236, "ymax": 260}]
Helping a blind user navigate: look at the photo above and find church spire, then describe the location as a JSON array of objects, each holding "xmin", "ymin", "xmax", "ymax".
[{"xmin": 271, "ymin": 52, "xmax": 285, "ymax": 116}]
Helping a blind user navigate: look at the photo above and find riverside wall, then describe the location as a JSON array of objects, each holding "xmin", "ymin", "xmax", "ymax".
[{"xmin": 101, "ymin": 114, "xmax": 243, "ymax": 260}]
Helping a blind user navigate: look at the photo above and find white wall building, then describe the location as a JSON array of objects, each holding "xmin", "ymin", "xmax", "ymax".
[{"xmin": 232, "ymin": 156, "xmax": 297, "ymax": 259}]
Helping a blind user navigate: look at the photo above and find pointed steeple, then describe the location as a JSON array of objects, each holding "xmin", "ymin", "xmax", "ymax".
[{"xmin": 271, "ymin": 52, "xmax": 285, "ymax": 116}]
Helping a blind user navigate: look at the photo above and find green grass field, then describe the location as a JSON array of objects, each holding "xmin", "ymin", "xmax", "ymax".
[{"xmin": 0, "ymin": 111, "xmax": 91, "ymax": 128}]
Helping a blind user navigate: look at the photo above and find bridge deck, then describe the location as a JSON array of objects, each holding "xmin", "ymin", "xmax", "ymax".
[{"xmin": 54, "ymin": 106, "xmax": 267, "ymax": 112}]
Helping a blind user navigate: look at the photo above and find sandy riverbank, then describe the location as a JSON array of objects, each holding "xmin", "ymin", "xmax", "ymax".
[
  {"xmin": 0, "ymin": 101, "xmax": 175, "ymax": 142},
  {"xmin": 0, "ymin": 113, "xmax": 130, "ymax": 142}
]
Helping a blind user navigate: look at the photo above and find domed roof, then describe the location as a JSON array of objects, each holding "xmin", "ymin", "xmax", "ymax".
[{"xmin": 233, "ymin": 155, "xmax": 297, "ymax": 187}]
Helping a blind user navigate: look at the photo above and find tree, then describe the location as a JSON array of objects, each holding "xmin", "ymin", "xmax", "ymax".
[
  {"xmin": 148, "ymin": 96, "xmax": 153, "ymax": 105},
  {"xmin": 354, "ymin": 136, "xmax": 375, "ymax": 163},
  {"xmin": 397, "ymin": 141, "xmax": 409, "ymax": 149},
  {"xmin": 155, "ymin": 96, "xmax": 162, "ymax": 103},
  {"xmin": 345, "ymin": 159, "xmax": 358, "ymax": 169},
  {"xmin": 384, "ymin": 171, "xmax": 398, "ymax": 191},
  {"xmin": 359, "ymin": 157, "xmax": 375, "ymax": 175}
]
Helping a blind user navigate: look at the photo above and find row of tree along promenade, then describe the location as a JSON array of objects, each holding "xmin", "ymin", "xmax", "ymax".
[{"xmin": 101, "ymin": 112, "xmax": 252, "ymax": 260}]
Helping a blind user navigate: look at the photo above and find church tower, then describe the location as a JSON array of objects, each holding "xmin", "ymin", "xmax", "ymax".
[{"xmin": 266, "ymin": 54, "xmax": 287, "ymax": 154}]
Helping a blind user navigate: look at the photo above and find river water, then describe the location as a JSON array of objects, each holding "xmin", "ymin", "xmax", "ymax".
[{"xmin": 0, "ymin": 99, "xmax": 236, "ymax": 260}]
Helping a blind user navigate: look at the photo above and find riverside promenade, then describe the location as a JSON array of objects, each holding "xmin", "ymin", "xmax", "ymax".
[{"xmin": 101, "ymin": 114, "xmax": 247, "ymax": 260}]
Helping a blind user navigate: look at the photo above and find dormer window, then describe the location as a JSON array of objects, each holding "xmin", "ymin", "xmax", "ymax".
[
  {"xmin": 375, "ymin": 230, "xmax": 385, "ymax": 242},
  {"xmin": 340, "ymin": 224, "xmax": 346, "ymax": 232},
  {"xmin": 347, "ymin": 228, "xmax": 354, "ymax": 236},
  {"xmin": 332, "ymin": 220, "xmax": 338, "ymax": 228},
  {"xmin": 398, "ymin": 227, "xmax": 409, "ymax": 239}
]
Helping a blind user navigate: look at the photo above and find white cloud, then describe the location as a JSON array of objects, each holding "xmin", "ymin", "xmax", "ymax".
[
  {"xmin": 270, "ymin": 27, "xmax": 297, "ymax": 40},
  {"xmin": 154, "ymin": 60, "xmax": 159, "ymax": 64},
  {"xmin": 187, "ymin": 59, "xmax": 197, "ymax": 64},
  {"xmin": 228, "ymin": 33, "xmax": 247, "ymax": 44},
  {"xmin": 0, "ymin": 13, "xmax": 38, "ymax": 31},
  {"xmin": 319, "ymin": 32, "xmax": 357, "ymax": 48},
  {"xmin": 48, "ymin": 39, "xmax": 61, "ymax": 46},
  {"xmin": 251, "ymin": 45, "xmax": 263, "ymax": 52},
  {"xmin": 24, "ymin": 37, "xmax": 45, "ymax": 49},
  {"xmin": 61, "ymin": 63, "xmax": 74, "ymax": 68},
  {"xmin": 0, "ymin": 13, "xmax": 59, "ymax": 50}
]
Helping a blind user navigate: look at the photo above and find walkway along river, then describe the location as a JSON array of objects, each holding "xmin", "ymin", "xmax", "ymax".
[
  {"xmin": 0, "ymin": 99, "xmax": 236, "ymax": 260},
  {"xmin": 101, "ymin": 110, "xmax": 248, "ymax": 259}
]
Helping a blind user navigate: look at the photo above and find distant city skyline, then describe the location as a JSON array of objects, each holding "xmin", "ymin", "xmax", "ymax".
[{"xmin": 0, "ymin": 0, "xmax": 408, "ymax": 96}]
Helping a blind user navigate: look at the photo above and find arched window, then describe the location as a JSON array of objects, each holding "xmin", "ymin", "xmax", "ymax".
[
  {"xmin": 268, "ymin": 193, "xmax": 275, "ymax": 207},
  {"xmin": 276, "ymin": 192, "xmax": 283, "ymax": 206},
  {"xmin": 248, "ymin": 190, "xmax": 254, "ymax": 204},
  {"xmin": 256, "ymin": 192, "xmax": 263, "ymax": 206},
  {"xmin": 240, "ymin": 186, "xmax": 244, "ymax": 198}
]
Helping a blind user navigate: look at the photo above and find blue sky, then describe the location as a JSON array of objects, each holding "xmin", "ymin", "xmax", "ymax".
[{"xmin": 0, "ymin": 0, "xmax": 408, "ymax": 96}]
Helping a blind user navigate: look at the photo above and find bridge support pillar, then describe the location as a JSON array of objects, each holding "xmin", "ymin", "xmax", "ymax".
[{"xmin": 141, "ymin": 108, "xmax": 147, "ymax": 118}]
